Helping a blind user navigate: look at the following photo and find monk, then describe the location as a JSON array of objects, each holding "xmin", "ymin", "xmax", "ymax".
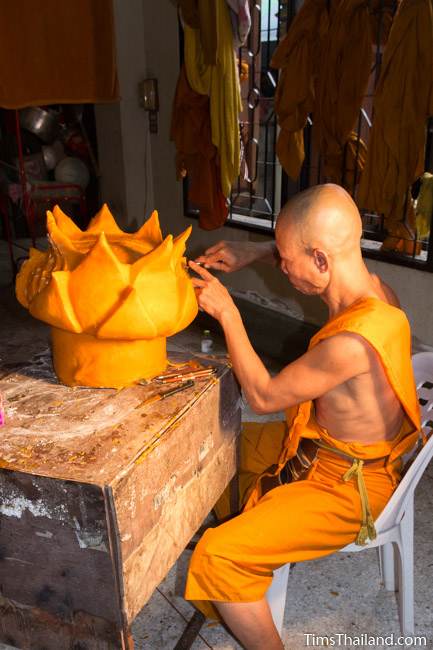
[{"xmin": 185, "ymin": 184, "xmax": 420, "ymax": 650}]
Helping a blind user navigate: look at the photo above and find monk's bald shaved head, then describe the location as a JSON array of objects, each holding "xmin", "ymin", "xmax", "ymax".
[{"xmin": 276, "ymin": 184, "xmax": 362, "ymax": 257}]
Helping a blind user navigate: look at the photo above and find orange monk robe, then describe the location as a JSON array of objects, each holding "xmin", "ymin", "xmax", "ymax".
[
  {"xmin": 170, "ymin": 67, "xmax": 228, "ymax": 230},
  {"xmin": 178, "ymin": 0, "xmax": 218, "ymax": 65},
  {"xmin": 271, "ymin": 0, "xmax": 370, "ymax": 186},
  {"xmin": 369, "ymin": 0, "xmax": 395, "ymax": 46},
  {"xmin": 270, "ymin": 0, "xmax": 326, "ymax": 181},
  {"xmin": 184, "ymin": 0, "xmax": 242, "ymax": 200},
  {"xmin": 336, "ymin": 131, "xmax": 367, "ymax": 190},
  {"xmin": 315, "ymin": 0, "xmax": 372, "ymax": 187},
  {"xmin": 185, "ymin": 298, "xmax": 420, "ymax": 620},
  {"xmin": 358, "ymin": 0, "xmax": 433, "ymax": 240}
]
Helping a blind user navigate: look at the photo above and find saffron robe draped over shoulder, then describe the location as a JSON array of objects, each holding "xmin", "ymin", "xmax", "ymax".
[
  {"xmin": 185, "ymin": 297, "xmax": 421, "ymax": 619},
  {"xmin": 242, "ymin": 297, "xmax": 420, "ymax": 512}
]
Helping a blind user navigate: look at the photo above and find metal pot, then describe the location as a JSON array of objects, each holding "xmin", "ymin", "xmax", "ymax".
[
  {"xmin": 19, "ymin": 107, "xmax": 60, "ymax": 144},
  {"xmin": 41, "ymin": 140, "xmax": 65, "ymax": 170}
]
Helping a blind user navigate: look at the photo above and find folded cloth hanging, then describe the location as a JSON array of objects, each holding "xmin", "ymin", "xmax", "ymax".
[
  {"xmin": 178, "ymin": 0, "xmax": 218, "ymax": 65},
  {"xmin": 0, "ymin": 0, "xmax": 118, "ymax": 108},
  {"xmin": 270, "ymin": 0, "xmax": 326, "ymax": 181},
  {"xmin": 226, "ymin": 0, "xmax": 252, "ymax": 47},
  {"xmin": 369, "ymin": 0, "xmax": 395, "ymax": 45},
  {"xmin": 315, "ymin": 0, "xmax": 372, "ymax": 187},
  {"xmin": 184, "ymin": 0, "xmax": 242, "ymax": 200},
  {"xmin": 271, "ymin": 0, "xmax": 396, "ymax": 185},
  {"xmin": 170, "ymin": 67, "xmax": 229, "ymax": 230},
  {"xmin": 358, "ymin": 0, "xmax": 433, "ymax": 240}
]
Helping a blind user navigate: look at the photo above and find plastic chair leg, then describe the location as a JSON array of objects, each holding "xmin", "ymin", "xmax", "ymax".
[
  {"xmin": 379, "ymin": 542, "xmax": 396, "ymax": 591},
  {"xmin": 395, "ymin": 503, "xmax": 415, "ymax": 636},
  {"xmin": 266, "ymin": 563, "xmax": 291, "ymax": 636}
]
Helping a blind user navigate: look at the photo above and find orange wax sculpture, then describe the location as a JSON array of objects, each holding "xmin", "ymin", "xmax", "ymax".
[{"xmin": 15, "ymin": 205, "xmax": 198, "ymax": 388}]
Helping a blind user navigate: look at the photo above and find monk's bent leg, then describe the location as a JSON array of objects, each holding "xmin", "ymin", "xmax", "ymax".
[
  {"xmin": 185, "ymin": 456, "xmax": 396, "ymax": 627},
  {"xmin": 215, "ymin": 599, "xmax": 284, "ymax": 650},
  {"xmin": 214, "ymin": 420, "xmax": 287, "ymax": 520}
]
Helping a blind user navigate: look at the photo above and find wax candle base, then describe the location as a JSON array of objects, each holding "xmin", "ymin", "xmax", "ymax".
[{"xmin": 51, "ymin": 327, "xmax": 167, "ymax": 388}]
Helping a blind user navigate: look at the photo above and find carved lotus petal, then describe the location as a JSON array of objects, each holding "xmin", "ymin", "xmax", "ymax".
[{"xmin": 16, "ymin": 205, "xmax": 198, "ymax": 343}]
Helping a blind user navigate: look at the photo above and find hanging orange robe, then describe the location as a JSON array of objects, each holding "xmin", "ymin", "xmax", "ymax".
[
  {"xmin": 184, "ymin": 0, "xmax": 242, "ymax": 200},
  {"xmin": 185, "ymin": 297, "xmax": 421, "ymax": 620},
  {"xmin": 272, "ymin": 0, "xmax": 368, "ymax": 186},
  {"xmin": 271, "ymin": 0, "xmax": 395, "ymax": 187},
  {"xmin": 315, "ymin": 0, "xmax": 372, "ymax": 187},
  {"xmin": 358, "ymin": 0, "xmax": 433, "ymax": 246},
  {"xmin": 270, "ymin": 0, "xmax": 325, "ymax": 181},
  {"xmin": 170, "ymin": 67, "xmax": 229, "ymax": 230}
]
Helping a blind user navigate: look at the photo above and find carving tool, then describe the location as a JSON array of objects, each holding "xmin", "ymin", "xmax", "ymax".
[
  {"xmin": 135, "ymin": 379, "xmax": 194, "ymax": 409},
  {"xmin": 154, "ymin": 367, "xmax": 217, "ymax": 384}
]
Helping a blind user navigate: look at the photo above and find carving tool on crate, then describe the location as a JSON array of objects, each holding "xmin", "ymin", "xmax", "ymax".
[
  {"xmin": 154, "ymin": 367, "xmax": 217, "ymax": 384},
  {"xmin": 135, "ymin": 379, "xmax": 195, "ymax": 410}
]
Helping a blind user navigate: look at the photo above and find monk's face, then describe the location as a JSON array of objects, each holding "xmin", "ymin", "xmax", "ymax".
[{"xmin": 275, "ymin": 220, "xmax": 329, "ymax": 295}]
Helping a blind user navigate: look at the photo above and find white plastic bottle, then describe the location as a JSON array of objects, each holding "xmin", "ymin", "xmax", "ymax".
[{"xmin": 201, "ymin": 329, "xmax": 213, "ymax": 354}]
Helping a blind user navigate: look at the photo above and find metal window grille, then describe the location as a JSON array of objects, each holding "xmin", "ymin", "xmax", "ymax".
[{"xmin": 184, "ymin": 0, "xmax": 433, "ymax": 271}]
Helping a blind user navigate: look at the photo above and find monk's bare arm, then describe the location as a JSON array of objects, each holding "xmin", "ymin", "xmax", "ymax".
[
  {"xmin": 195, "ymin": 240, "xmax": 279, "ymax": 272},
  {"xmin": 220, "ymin": 318, "xmax": 371, "ymax": 413},
  {"xmin": 189, "ymin": 261, "xmax": 371, "ymax": 413}
]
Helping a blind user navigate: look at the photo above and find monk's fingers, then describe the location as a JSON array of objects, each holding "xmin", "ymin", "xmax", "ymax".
[
  {"xmin": 194, "ymin": 256, "xmax": 224, "ymax": 269},
  {"xmin": 193, "ymin": 288, "xmax": 214, "ymax": 314},
  {"xmin": 203, "ymin": 241, "xmax": 227, "ymax": 256},
  {"xmin": 194, "ymin": 256, "xmax": 230, "ymax": 271},
  {"xmin": 194, "ymin": 255, "xmax": 209, "ymax": 264},
  {"xmin": 201, "ymin": 247, "xmax": 234, "ymax": 265},
  {"xmin": 202, "ymin": 261, "xmax": 230, "ymax": 272},
  {"xmin": 193, "ymin": 288, "xmax": 204, "ymax": 311},
  {"xmin": 188, "ymin": 260, "xmax": 217, "ymax": 281},
  {"xmin": 191, "ymin": 277, "xmax": 207, "ymax": 288},
  {"xmin": 194, "ymin": 254, "xmax": 223, "ymax": 268}
]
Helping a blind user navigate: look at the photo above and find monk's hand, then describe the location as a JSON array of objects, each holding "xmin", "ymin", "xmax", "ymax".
[
  {"xmin": 188, "ymin": 261, "xmax": 237, "ymax": 322},
  {"xmin": 195, "ymin": 241, "xmax": 264, "ymax": 273}
]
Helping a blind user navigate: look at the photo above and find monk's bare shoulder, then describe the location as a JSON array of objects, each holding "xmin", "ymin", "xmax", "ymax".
[{"xmin": 370, "ymin": 274, "xmax": 400, "ymax": 308}]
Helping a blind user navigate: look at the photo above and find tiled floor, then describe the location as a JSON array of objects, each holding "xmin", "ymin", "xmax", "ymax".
[{"xmin": 1, "ymin": 242, "xmax": 433, "ymax": 649}]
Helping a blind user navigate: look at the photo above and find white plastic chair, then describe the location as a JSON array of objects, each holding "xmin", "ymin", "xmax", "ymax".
[{"xmin": 267, "ymin": 351, "xmax": 433, "ymax": 637}]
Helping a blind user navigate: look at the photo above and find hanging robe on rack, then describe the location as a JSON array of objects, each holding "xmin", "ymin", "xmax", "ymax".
[
  {"xmin": 183, "ymin": 0, "xmax": 242, "ymax": 200},
  {"xmin": 358, "ymin": 0, "xmax": 433, "ymax": 253},
  {"xmin": 170, "ymin": 67, "xmax": 229, "ymax": 230},
  {"xmin": 271, "ymin": 0, "xmax": 396, "ymax": 188},
  {"xmin": 314, "ymin": 0, "xmax": 372, "ymax": 187},
  {"xmin": 270, "ymin": 0, "xmax": 325, "ymax": 182}
]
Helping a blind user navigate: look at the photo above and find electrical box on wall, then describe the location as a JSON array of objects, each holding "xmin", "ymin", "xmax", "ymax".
[{"xmin": 138, "ymin": 79, "xmax": 159, "ymax": 133}]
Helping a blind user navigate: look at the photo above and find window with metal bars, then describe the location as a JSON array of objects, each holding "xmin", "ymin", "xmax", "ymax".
[{"xmin": 184, "ymin": 0, "xmax": 433, "ymax": 271}]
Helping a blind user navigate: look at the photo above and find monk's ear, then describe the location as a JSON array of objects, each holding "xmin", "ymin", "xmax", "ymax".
[{"xmin": 313, "ymin": 249, "xmax": 328, "ymax": 272}]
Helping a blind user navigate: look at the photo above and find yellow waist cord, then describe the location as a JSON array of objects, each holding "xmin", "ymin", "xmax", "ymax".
[{"xmin": 313, "ymin": 440, "xmax": 385, "ymax": 546}]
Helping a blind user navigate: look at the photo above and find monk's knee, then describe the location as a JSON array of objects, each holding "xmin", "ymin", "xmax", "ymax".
[
  {"xmin": 192, "ymin": 526, "xmax": 224, "ymax": 560},
  {"xmin": 189, "ymin": 525, "xmax": 239, "ymax": 579}
]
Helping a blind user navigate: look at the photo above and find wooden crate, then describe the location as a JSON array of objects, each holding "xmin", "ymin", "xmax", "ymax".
[{"xmin": 0, "ymin": 347, "xmax": 241, "ymax": 649}]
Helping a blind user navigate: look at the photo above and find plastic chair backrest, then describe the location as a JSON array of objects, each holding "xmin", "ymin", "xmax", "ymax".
[{"xmin": 373, "ymin": 352, "xmax": 433, "ymax": 533}]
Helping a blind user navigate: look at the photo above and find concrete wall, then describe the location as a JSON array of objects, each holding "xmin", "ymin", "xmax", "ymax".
[
  {"xmin": 96, "ymin": 0, "xmax": 433, "ymax": 345},
  {"xmin": 95, "ymin": 0, "xmax": 154, "ymax": 229}
]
